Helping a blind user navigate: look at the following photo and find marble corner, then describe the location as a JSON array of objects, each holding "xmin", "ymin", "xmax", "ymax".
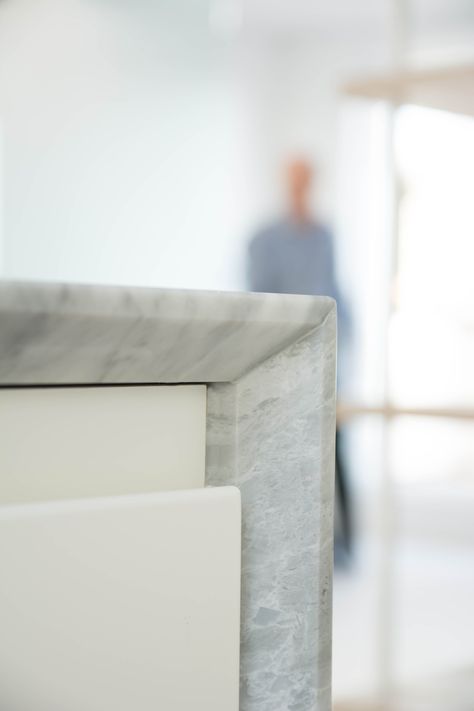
[
  {"xmin": 0, "ymin": 280, "xmax": 337, "ymax": 711},
  {"xmin": 207, "ymin": 307, "xmax": 337, "ymax": 711}
]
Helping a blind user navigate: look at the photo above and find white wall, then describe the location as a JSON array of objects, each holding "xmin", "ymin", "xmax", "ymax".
[
  {"xmin": 0, "ymin": 0, "xmax": 254, "ymax": 289},
  {"xmin": 0, "ymin": 0, "xmax": 389, "ymax": 290}
]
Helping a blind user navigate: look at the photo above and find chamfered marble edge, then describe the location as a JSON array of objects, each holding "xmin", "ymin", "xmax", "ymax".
[{"xmin": 0, "ymin": 280, "xmax": 335, "ymax": 384}]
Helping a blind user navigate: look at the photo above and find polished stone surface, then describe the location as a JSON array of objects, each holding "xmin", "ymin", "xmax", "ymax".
[
  {"xmin": 207, "ymin": 312, "xmax": 336, "ymax": 711},
  {"xmin": 0, "ymin": 280, "xmax": 332, "ymax": 385},
  {"xmin": 0, "ymin": 279, "xmax": 337, "ymax": 711}
]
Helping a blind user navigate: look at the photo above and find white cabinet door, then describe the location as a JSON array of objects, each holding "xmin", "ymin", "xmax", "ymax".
[
  {"xmin": 0, "ymin": 385, "xmax": 207, "ymax": 504},
  {"xmin": 0, "ymin": 486, "xmax": 241, "ymax": 711}
]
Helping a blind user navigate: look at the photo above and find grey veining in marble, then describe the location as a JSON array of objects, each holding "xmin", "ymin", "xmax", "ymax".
[
  {"xmin": 0, "ymin": 280, "xmax": 333, "ymax": 385},
  {"xmin": 207, "ymin": 309, "xmax": 336, "ymax": 711},
  {"xmin": 0, "ymin": 279, "xmax": 337, "ymax": 711}
]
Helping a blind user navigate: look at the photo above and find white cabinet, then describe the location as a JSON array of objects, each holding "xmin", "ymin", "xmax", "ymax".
[
  {"xmin": 0, "ymin": 383, "xmax": 241, "ymax": 711},
  {"xmin": 0, "ymin": 385, "xmax": 207, "ymax": 504}
]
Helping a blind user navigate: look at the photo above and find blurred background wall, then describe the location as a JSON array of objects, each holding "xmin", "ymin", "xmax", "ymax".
[
  {"xmin": 1, "ymin": 1, "xmax": 474, "ymax": 709},
  {"xmin": 0, "ymin": 0, "xmax": 396, "ymax": 289}
]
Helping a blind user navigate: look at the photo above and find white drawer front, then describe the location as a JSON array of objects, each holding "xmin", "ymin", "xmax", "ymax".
[
  {"xmin": 0, "ymin": 385, "xmax": 207, "ymax": 504},
  {"xmin": 0, "ymin": 486, "xmax": 240, "ymax": 711}
]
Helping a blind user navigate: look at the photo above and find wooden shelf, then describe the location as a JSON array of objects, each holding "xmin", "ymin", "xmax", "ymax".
[{"xmin": 343, "ymin": 64, "xmax": 474, "ymax": 117}]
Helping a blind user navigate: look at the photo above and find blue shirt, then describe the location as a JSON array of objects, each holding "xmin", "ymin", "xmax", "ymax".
[{"xmin": 247, "ymin": 218, "xmax": 349, "ymax": 339}]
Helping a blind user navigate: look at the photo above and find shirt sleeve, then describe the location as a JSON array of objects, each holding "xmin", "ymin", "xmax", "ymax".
[{"xmin": 325, "ymin": 229, "xmax": 352, "ymax": 345}]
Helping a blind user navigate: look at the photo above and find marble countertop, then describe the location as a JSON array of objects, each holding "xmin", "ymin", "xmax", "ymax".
[{"xmin": 0, "ymin": 280, "xmax": 334, "ymax": 385}]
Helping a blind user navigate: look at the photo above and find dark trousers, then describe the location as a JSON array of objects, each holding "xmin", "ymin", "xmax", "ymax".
[{"xmin": 335, "ymin": 429, "xmax": 352, "ymax": 556}]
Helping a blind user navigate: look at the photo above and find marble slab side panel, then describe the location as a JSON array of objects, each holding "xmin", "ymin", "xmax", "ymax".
[{"xmin": 206, "ymin": 306, "xmax": 337, "ymax": 711}]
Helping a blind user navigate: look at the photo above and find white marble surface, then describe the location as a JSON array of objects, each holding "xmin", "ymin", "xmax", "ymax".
[
  {"xmin": 207, "ymin": 312, "xmax": 336, "ymax": 711},
  {"xmin": 0, "ymin": 280, "xmax": 333, "ymax": 384},
  {"xmin": 0, "ymin": 279, "xmax": 336, "ymax": 711}
]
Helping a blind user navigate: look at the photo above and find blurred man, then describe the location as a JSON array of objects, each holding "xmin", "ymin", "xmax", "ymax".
[{"xmin": 247, "ymin": 157, "xmax": 352, "ymax": 559}]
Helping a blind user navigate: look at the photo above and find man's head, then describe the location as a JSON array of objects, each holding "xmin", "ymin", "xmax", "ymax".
[{"xmin": 285, "ymin": 158, "xmax": 314, "ymax": 221}]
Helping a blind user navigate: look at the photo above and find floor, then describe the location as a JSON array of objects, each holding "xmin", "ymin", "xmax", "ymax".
[
  {"xmin": 334, "ymin": 668, "xmax": 474, "ymax": 711},
  {"xmin": 332, "ymin": 445, "xmax": 474, "ymax": 711}
]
